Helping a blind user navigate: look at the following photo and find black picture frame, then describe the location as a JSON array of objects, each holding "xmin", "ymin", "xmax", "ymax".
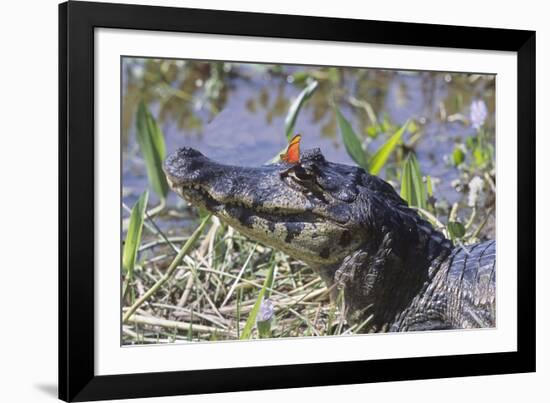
[{"xmin": 59, "ymin": 1, "xmax": 536, "ymax": 401}]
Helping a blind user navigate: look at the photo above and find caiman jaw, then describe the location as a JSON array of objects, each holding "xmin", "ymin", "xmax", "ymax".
[{"xmin": 164, "ymin": 147, "xmax": 363, "ymax": 265}]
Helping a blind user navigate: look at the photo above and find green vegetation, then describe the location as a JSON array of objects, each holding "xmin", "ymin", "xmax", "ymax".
[
  {"xmin": 285, "ymin": 80, "xmax": 319, "ymax": 141},
  {"xmin": 400, "ymin": 153, "xmax": 427, "ymax": 210},
  {"xmin": 335, "ymin": 107, "xmax": 369, "ymax": 170},
  {"xmin": 136, "ymin": 101, "xmax": 169, "ymax": 202},
  {"xmin": 122, "ymin": 191, "xmax": 148, "ymax": 302}
]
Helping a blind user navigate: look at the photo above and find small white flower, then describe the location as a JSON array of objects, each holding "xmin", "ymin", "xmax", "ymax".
[
  {"xmin": 470, "ymin": 99, "xmax": 488, "ymax": 130},
  {"xmin": 131, "ymin": 65, "xmax": 145, "ymax": 80},
  {"xmin": 257, "ymin": 298, "xmax": 274, "ymax": 322},
  {"xmin": 468, "ymin": 176, "xmax": 484, "ymax": 207}
]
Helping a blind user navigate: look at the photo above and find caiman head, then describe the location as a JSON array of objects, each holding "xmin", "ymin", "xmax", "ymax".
[
  {"xmin": 164, "ymin": 146, "xmax": 452, "ymax": 328},
  {"xmin": 164, "ymin": 147, "xmax": 369, "ymax": 267}
]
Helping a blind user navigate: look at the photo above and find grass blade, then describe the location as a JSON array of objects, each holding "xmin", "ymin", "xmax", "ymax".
[
  {"xmin": 400, "ymin": 153, "xmax": 427, "ymax": 209},
  {"xmin": 284, "ymin": 80, "xmax": 318, "ymax": 140},
  {"xmin": 426, "ymin": 175, "xmax": 433, "ymax": 197},
  {"xmin": 263, "ymin": 253, "xmax": 277, "ymax": 299},
  {"xmin": 123, "ymin": 191, "xmax": 148, "ymax": 274},
  {"xmin": 122, "ymin": 191, "xmax": 148, "ymax": 301},
  {"xmin": 369, "ymin": 120, "xmax": 408, "ymax": 175},
  {"xmin": 335, "ymin": 107, "xmax": 368, "ymax": 170},
  {"xmin": 136, "ymin": 101, "xmax": 169, "ymax": 200},
  {"xmin": 240, "ymin": 258, "xmax": 276, "ymax": 340}
]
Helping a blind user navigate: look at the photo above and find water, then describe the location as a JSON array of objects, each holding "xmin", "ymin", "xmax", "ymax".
[{"xmin": 122, "ymin": 58, "xmax": 495, "ymax": 234}]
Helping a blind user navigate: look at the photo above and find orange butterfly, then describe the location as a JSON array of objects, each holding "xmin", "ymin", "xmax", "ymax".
[{"xmin": 280, "ymin": 134, "xmax": 301, "ymax": 164}]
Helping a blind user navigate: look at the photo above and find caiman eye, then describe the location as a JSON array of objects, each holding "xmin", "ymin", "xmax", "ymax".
[
  {"xmin": 279, "ymin": 164, "xmax": 317, "ymax": 187},
  {"xmin": 292, "ymin": 165, "xmax": 314, "ymax": 181}
]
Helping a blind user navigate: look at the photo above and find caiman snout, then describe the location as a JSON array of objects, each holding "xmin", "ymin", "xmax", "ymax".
[{"xmin": 164, "ymin": 147, "xmax": 210, "ymax": 186}]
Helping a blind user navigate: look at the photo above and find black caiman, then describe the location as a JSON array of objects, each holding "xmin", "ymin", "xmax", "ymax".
[{"xmin": 164, "ymin": 147, "xmax": 496, "ymax": 332}]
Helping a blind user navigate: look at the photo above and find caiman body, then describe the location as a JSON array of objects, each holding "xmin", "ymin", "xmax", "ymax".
[{"xmin": 164, "ymin": 147, "xmax": 496, "ymax": 332}]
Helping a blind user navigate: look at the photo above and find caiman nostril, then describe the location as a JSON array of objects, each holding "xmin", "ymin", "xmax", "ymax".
[{"xmin": 176, "ymin": 147, "xmax": 203, "ymax": 158}]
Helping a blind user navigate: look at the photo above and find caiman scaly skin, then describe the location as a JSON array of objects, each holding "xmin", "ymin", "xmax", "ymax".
[{"xmin": 164, "ymin": 147, "xmax": 496, "ymax": 332}]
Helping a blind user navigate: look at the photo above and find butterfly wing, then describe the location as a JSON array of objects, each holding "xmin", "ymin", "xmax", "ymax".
[{"xmin": 282, "ymin": 134, "xmax": 301, "ymax": 163}]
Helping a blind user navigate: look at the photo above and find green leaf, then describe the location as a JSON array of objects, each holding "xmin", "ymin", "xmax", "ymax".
[
  {"xmin": 400, "ymin": 153, "xmax": 427, "ymax": 209},
  {"xmin": 123, "ymin": 191, "xmax": 149, "ymax": 275},
  {"xmin": 263, "ymin": 256, "xmax": 277, "ymax": 299},
  {"xmin": 447, "ymin": 221, "xmax": 466, "ymax": 240},
  {"xmin": 122, "ymin": 191, "xmax": 149, "ymax": 301},
  {"xmin": 452, "ymin": 146, "xmax": 465, "ymax": 166},
  {"xmin": 335, "ymin": 107, "xmax": 369, "ymax": 170},
  {"xmin": 240, "ymin": 259, "xmax": 276, "ymax": 340},
  {"xmin": 284, "ymin": 80, "xmax": 318, "ymax": 140},
  {"xmin": 426, "ymin": 175, "xmax": 433, "ymax": 198},
  {"xmin": 366, "ymin": 125, "xmax": 379, "ymax": 138},
  {"xmin": 136, "ymin": 101, "xmax": 169, "ymax": 200},
  {"xmin": 369, "ymin": 120, "xmax": 408, "ymax": 175},
  {"xmin": 407, "ymin": 120, "xmax": 419, "ymax": 134}
]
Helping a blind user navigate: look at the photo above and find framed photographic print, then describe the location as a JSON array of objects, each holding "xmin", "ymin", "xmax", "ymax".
[{"xmin": 59, "ymin": 1, "xmax": 536, "ymax": 401}]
